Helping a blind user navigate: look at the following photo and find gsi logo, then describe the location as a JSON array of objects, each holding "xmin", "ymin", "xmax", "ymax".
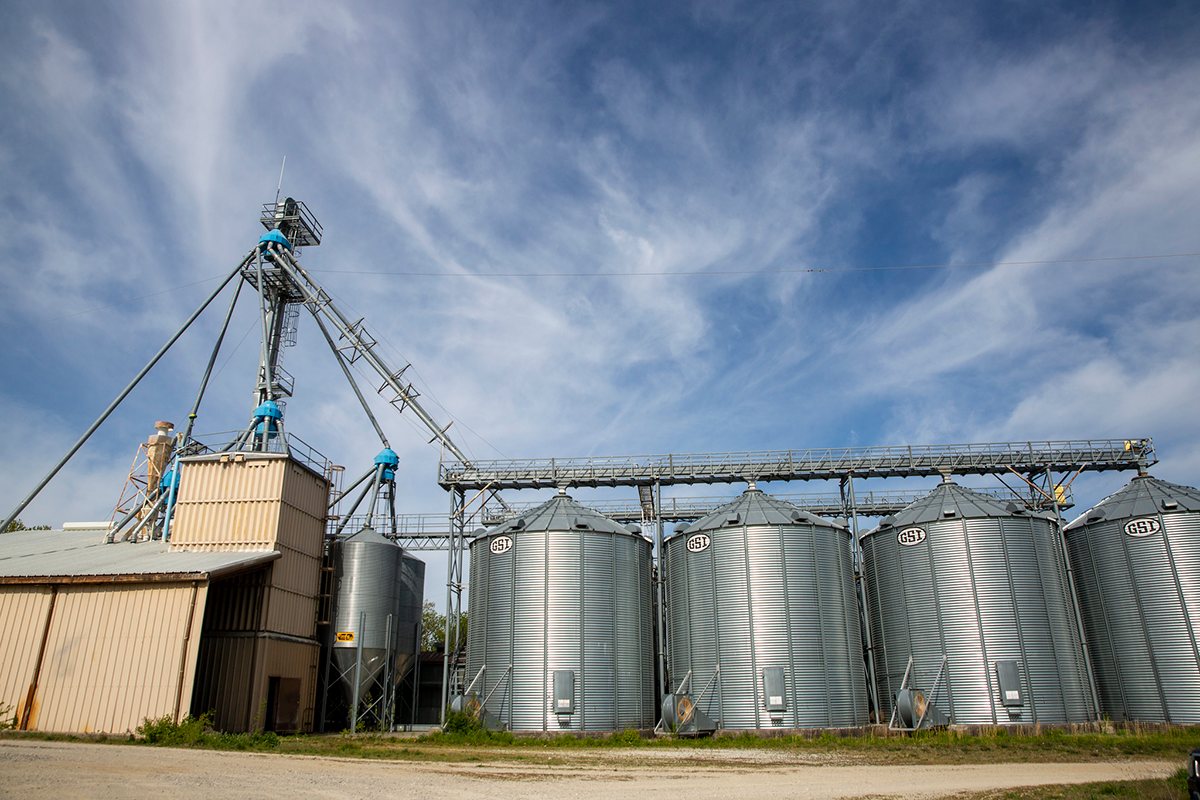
[
  {"xmin": 686, "ymin": 534, "xmax": 711, "ymax": 553},
  {"xmin": 490, "ymin": 536, "xmax": 514, "ymax": 554},
  {"xmin": 897, "ymin": 527, "xmax": 927, "ymax": 547},
  {"xmin": 1123, "ymin": 518, "xmax": 1161, "ymax": 537}
]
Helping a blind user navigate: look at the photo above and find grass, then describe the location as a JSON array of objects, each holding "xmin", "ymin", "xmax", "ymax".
[
  {"xmin": 2, "ymin": 718, "xmax": 1197, "ymax": 771},
  {"xmin": 953, "ymin": 767, "xmax": 1189, "ymax": 799}
]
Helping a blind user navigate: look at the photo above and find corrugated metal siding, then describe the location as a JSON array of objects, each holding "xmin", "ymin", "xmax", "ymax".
[
  {"xmin": 666, "ymin": 523, "xmax": 866, "ymax": 729},
  {"xmin": 172, "ymin": 455, "xmax": 326, "ymax": 644},
  {"xmin": 171, "ymin": 458, "xmax": 284, "ymax": 550},
  {"xmin": 192, "ymin": 634, "xmax": 256, "ymax": 730},
  {"xmin": 29, "ymin": 582, "xmax": 204, "ymax": 733},
  {"xmin": 191, "ymin": 635, "xmax": 319, "ymax": 733},
  {"xmin": 864, "ymin": 515, "xmax": 1091, "ymax": 725},
  {"xmin": 467, "ymin": 529, "xmax": 655, "ymax": 732},
  {"xmin": 1067, "ymin": 510, "xmax": 1200, "ymax": 722},
  {"xmin": 0, "ymin": 586, "xmax": 54, "ymax": 724}
]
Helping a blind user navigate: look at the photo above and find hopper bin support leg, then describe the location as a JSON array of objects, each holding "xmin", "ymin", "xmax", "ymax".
[
  {"xmin": 351, "ymin": 611, "xmax": 365, "ymax": 733},
  {"xmin": 654, "ymin": 480, "xmax": 668, "ymax": 701},
  {"xmin": 1050, "ymin": 471, "xmax": 1102, "ymax": 720}
]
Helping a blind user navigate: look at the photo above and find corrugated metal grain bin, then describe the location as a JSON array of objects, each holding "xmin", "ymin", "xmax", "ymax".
[
  {"xmin": 862, "ymin": 480, "xmax": 1093, "ymax": 725},
  {"xmin": 466, "ymin": 492, "xmax": 656, "ymax": 731},
  {"xmin": 1064, "ymin": 475, "xmax": 1200, "ymax": 723},
  {"xmin": 331, "ymin": 527, "xmax": 424, "ymax": 699},
  {"xmin": 665, "ymin": 489, "xmax": 867, "ymax": 729}
]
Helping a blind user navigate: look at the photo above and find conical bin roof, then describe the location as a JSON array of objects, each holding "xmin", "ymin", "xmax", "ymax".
[
  {"xmin": 866, "ymin": 480, "xmax": 1054, "ymax": 538},
  {"xmin": 1065, "ymin": 475, "xmax": 1200, "ymax": 530},
  {"xmin": 670, "ymin": 488, "xmax": 846, "ymax": 541},
  {"xmin": 476, "ymin": 492, "xmax": 641, "ymax": 538}
]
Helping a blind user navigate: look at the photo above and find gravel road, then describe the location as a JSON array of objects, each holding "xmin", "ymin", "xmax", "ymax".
[{"xmin": 0, "ymin": 739, "xmax": 1176, "ymax": 799}]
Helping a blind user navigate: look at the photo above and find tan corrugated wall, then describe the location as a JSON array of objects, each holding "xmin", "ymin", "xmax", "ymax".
[
  {"xmin": 26, "ymin": 582, "xmax": 207, "ymax": 733},
  {"xmin": 170, "ymin": 454, "xmax": 327, "ymax": 732},
  {"xmin": 0, "ymin": 586, "xmax": 54, "ymax": 726},
  {"xmin": 192, "ymin": 635, "xmax": 319, "ymax": 732},
  {"xmin": 172, "ymin": 455, "xmax": 327, "ymax": 642}
]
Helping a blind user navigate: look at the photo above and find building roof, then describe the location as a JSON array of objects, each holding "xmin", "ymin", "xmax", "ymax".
[
  {"xmin": 478, "ymin": 493, "xmax": 641, "ymax": 538},
  {"xmin": 0, "ymin": 529, "xmax": 280, "ymax": 584},
  {"xmin": 669, "ymin": 488, "xmax": 847, "ymax": 540},
  {"xmin": 1065, "ymin": 475, "xmax": 1200, "ymax": 530},
  {"xmin": 864, "ymin": 480, "xmax": 1054, "ymax": 538}
]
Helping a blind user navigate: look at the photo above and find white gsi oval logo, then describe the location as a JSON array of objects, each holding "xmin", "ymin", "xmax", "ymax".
[
  {"xmin": 1123, "ymin": 517, "xmax": 1161, "ymax": 538},
  {"xmin": 490, "ymin": 536, "xmax": 514, "ymax": 554},
  {"xmin": 686, "ymin": 533, "xmax": 711, "ymax": 553},
  {"xmin": 897, "ymin": 527, "xmax": 927, "ymax": 547}
]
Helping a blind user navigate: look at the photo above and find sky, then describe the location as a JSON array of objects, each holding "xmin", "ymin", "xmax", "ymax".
[{"xmin": 2, "ymin": 0, "xmax": 1198, "ymax": 608}]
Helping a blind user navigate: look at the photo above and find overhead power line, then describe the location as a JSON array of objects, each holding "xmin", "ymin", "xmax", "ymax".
[
  {"xmin": 308, "ymin": 252, "xmax": 1200, "ymax": 278},
  {"xmin": 5, "ymin": 252, "xmax": 1196, "ymax": 335}
]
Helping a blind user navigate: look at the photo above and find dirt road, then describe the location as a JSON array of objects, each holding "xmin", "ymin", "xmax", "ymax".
[{"xmin": 0, "ymin": 739, "xmax": 1176, "ymax": 799}]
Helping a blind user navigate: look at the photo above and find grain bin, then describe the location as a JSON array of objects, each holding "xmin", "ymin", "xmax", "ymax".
[
  {"xmin": 1064, "ymin": 475, "xmax": 1200, "ymax": 722},
  {"xmin": 332, "ymin": 525, "xmax": 419, "ymax": 700},
  {"xmin": 861, "ymin": 479, "xmax": 1092, "ymax": 725},
  {"xmin": 664, "ymin": 488, "xmax": 867, "ymax": 729},
  {"xmin": 465, "ymin": 491, "xmax": 656, "ymax": 731}
]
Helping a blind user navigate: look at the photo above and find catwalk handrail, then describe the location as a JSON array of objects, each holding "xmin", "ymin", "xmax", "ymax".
[
  {"xmin": 369, "ymin": 486, "xmax": 1069, "ymax": 550},
  {"xmin": 439, "ymin": 438, "xmax": 1153, "ymax": 489}
]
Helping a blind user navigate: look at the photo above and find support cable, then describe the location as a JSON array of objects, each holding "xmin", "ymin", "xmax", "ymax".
[
  {"xmin": 1, "ymin": 251, "xmax": 253, "ymax": 534},
  {"xmin": 180, "ymin": 280, "xmax": 244, "ymax": 444}
]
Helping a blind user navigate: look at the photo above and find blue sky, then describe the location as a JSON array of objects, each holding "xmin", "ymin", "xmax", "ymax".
[{"xmin": 2, "ymin": 1, "xmax": 1198, "ymax": 604}]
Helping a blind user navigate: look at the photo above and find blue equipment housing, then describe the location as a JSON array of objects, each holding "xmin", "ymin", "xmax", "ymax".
[{"xmin": 374, "ymin": 448, "xmax": 399, "ymax": 481}]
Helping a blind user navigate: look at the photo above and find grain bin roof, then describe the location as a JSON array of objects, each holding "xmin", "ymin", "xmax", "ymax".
[
  {"xmin": 671, "ymin": 488, "xmax": 846, "ymax": 539},
  {"xmin": 1065, "ymin": 475, "xmax": 1200, "ymax": 530},
  {"xmin": 866, "ymin": 480, "xmax": 1052, "ymax": 536},
  {"xmin": 0, "ymin": 529, "xmax": 280, "ymax": 584},
  {"xmin": 480, "ymin": 493, "xmax": 639, "ymax": 537}
]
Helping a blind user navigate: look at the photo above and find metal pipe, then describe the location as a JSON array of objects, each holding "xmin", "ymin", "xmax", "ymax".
[
  {"xmin": 410, "ymin": 619, "xmax": 421, "ymax": 730},
  {"xmin": 364, "ymin": 464, "xmax": 385, "ymax": 529},
  {"xmin": 106, "ymin": 500, "xmax": 150, "ymax": 544},
  {"xmin": 351, "ymin": 611, "xmax": 365, "ymax": 733},
  {"xmin": 1, "ymin": 254, "xmax": 250, "ymax": 535},
  {"xmin": 180, "ymin": 280, "xmax": 244, "ymax": 444},
  {"xmin": 331, "ymin": 467, "xmax": 376, "ymax": 511},
  {"xmin": 333, "ymin": 475, "xmax": 377, "ymax": 539},
  {"xmin": 1052, "ymin": 474, "xmax": 1103, "ymax": 720},
  {"xmin": 383, "ymin": 612, "xmax": 393, "ymax": 731},
  {"xmin": 847, "ymin": 472, "xmax": 880, "ymax": 720},
  {"xmin": 120, "ymin": 493, "xmax": 168, "ymax": 543},
  {"xmin": 654, "ymin": 479, "xmax": 667, "ymax": 701},
  {"xmin": 311, "ymin": 311, "xmax": 389, "ymax": 448},
  {"xmin": 440, "ymin": 489, "xmax": 460, "ymax": 725},
  {"xmin": 254, "ymin": 249, "xmax": 273, "ymax": 405}
]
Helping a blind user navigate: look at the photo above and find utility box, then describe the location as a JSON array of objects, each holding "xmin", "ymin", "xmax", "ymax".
[
  {"xmin": 996, "ymin": 660, "xmax": 1024, "ymax": 707},
  {"xmin": 763, "ymin": 667, "xmax": 787, "ymax": 715},
  {"xmin": 553, "ymin": 670, "xmax": 575, "ymax": 715}
]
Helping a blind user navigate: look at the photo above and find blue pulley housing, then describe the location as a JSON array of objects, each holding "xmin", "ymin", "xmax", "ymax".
[
  {"xmin": 160, "ymin": 468, "xmax": 181, "ymax": 494},
  {"xmin": 258, "ymin": 229, "xmax": 292, "ymax": 251},
  {"xmin": 374, "ymin": 448, "xmax": 399, "ymax": 481},
  {"xmin": 254, "ymin": 400, "xmax": 283, "ymax": 436}
]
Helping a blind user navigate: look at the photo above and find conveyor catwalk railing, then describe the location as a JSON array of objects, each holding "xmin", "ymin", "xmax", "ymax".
[
  {"xmin": 438, "ymin": 438, "xmax": 1154, "ymax": 491},
  {"xmin": 348, "ymin": 486, "xmax": 1071, "ymax": 550}
]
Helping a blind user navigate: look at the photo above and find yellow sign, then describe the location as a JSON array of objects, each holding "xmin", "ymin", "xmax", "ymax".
[{"xmin": 336, "ymin": 632, "xmax": 354, "ymax": 642}]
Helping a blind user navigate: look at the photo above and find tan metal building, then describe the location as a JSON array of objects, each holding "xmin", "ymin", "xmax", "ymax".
[{"xmin": 0, "ymin": 451, "xmax": 329, "ymax": 735}]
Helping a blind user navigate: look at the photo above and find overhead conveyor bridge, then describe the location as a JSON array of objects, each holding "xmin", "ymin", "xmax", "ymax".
[
  {"xmin": 374, "ymin": 486, "xmax": 1070, "ymax": 550},
  {"xmin": 439, "ymin": 438, "xmax": 1155, "ymax": 492}
]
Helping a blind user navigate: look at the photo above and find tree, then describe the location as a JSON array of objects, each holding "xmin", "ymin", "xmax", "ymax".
[
  {"xmin": 4, "ymin": 519, "xmax": 50, "ymax": 533},
  {"xmin": 420, "ymin": 600, "xmax": 467, "ymax": 652}
]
